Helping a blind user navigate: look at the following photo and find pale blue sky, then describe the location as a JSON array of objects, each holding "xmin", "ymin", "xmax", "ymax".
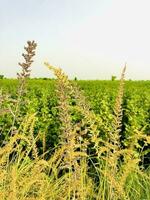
[{"xmin": 0, "ymin": 0, "xmax": 150, "ymax": 79}]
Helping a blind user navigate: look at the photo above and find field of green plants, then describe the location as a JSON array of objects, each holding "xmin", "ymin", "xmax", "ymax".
[{"xmin": 0, "ymin": 41, "xmax": 150, "ymax": 200}]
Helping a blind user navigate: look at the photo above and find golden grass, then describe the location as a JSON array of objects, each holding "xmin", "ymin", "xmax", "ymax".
[{"xmin": 0, "ymin": 42, "xmax": 149, "ymax": 199}]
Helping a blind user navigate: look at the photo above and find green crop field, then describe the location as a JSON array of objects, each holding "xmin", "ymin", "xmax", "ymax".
[{"xmin": 0, "ymin": 41, "xmax": 150, "ymax": 200}]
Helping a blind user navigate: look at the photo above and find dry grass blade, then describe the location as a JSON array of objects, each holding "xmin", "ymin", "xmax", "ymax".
[
  {"xmin": 11, "ymin": 41, "xmax": 37, "ymax": 130},
  {"xmin": 17, "ymin": 40, "xmax": 37, "ymax": 79},
  {"xmin": 45, "ymin": 62, "xmax": 94, "ymax": 199},
  {"xmin": 110, "ymin": 63, "xmax": 126, "ymax": 148},
  {"xmin": 17, "ymin": 40, "xmax": 37, "ymax": 97}
]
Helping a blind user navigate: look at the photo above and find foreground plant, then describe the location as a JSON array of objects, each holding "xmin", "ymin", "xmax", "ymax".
[
  {"xmin": 44, "ymin": 62, "xmax": 150, "ymax": 200},
  {"xmin": 17, "ymin": 40, "xmax": 37, "ymax": 94},
  {"xmin": 0, "ymin": 45, "xmax": 150, "ymax": 199},
  {"xmin": 11, "ymin": 41, "xmax": 37, "ymax": 132},
  {"xmin": 44, "ymin": 62, "xmax": 94, "ymax": 199}
]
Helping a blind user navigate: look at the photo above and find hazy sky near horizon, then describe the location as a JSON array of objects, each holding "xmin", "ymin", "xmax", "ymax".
[{"xmin": 0, "ymin": 0, "xmax": 150, "ymax": 80}]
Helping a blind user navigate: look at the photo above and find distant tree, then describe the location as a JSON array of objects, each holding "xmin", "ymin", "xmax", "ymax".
[
  {"xmin": 0, "ymin": 75, "xmax": 4, "ymax": 79},
  {"xmin": 74, "ymin": 77, "xmax": 78, "ymax": 81},
  {"xmin": 111, "ymin": 75, "xmax": 116, "ymax": 81}
]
